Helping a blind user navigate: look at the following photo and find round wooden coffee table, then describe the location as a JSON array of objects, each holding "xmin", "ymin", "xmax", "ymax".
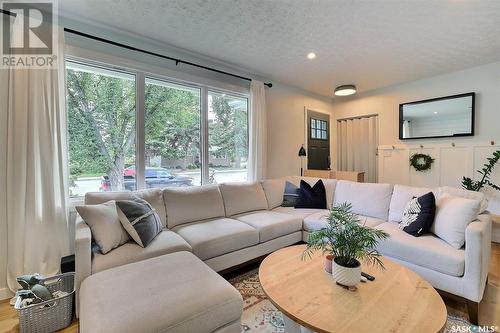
[{"xmin": 259, "ymin": 245, "xmax": 447, "ymax": 333}]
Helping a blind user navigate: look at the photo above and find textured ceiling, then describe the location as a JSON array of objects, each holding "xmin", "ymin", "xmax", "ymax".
[{"xmin": 60, "ymin": 0, "xmax": 500, "ymax": 97}]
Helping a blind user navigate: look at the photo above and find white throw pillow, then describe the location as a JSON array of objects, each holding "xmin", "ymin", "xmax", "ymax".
[
  {"xmin": 431, "ymin": 194, "xmax": 480, "ymax": 249},
  {"xmin": 388, "ymin": 185, "xmax": 433, "ymax": 222},
  {"xmin": 76, "ymin": 200, "xmax": 130, "ymax": 254},
  {"xmin": 436, "ymin": 186, "xmax": 488, "ymax": 214}
]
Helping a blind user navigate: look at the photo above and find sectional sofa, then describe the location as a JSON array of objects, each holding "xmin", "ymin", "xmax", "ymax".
[{"xmin": 75, "ymin": 176, "xmax": 492, "ymax": 325}]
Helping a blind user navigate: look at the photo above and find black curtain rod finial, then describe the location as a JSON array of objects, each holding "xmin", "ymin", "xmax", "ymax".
[
  {"xmin": 1, "ymin": 8, "xmax": 16, "ymax": 16},
  {"xmin": 264, "ymin": 83, "xmax": 272, "ymax": 88}
]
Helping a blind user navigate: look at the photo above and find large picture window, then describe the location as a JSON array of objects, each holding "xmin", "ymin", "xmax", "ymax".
[
  {"xmin": 145, "ymin": 78, "xmax": 201, "ymax": 187},
  {"xmin": 208, "ymin": 91, "xmax": 248, "ymax": 184},
  {"xmin": 67, "ymin": 62, "xmax": 136, "ymax": 197},
  {"xmin": 66, "ymin": 60, "xmax": 249, "ymax": 197}
]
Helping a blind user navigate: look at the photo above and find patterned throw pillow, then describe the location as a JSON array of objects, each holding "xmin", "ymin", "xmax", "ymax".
[
  {"xmin": 399, "ymin": 192, "xmax": 436, "ymax": 237},
  {"xmin": 115, "ymin": 197, "xmax": 163, "ymax": 248},
  {"xmin": 281, "ymin": 181, "xmax": 300, "ymax": 207}
]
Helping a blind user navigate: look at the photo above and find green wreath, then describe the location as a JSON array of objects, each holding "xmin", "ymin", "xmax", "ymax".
[{"xmin": 409, "ymin": 153, "xmax": 435, "ymax": 172}]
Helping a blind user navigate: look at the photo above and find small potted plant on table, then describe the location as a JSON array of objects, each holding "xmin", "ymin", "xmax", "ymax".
[{"xmin": 303, "ymin": 203, "xmax": 389, "ymax": 287}]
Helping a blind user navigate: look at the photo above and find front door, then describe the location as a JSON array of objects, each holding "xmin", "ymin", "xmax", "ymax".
[{"xmin": 307, "ymin": 110, "xmax": 330, "ymax": 170}]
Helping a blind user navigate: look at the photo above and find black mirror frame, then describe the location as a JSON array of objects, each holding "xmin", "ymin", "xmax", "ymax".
[{"xmin": 399, "ymin": 92, "xmax": 475, "ymax": 140}]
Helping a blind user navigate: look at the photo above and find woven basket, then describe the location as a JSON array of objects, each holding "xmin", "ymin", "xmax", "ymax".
[{"xmin": 15, "ymin": 272, "xmax": 74, "ymax": 333}]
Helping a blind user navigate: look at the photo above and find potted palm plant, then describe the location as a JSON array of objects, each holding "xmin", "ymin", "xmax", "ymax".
[{"xmin": 303, "ymin": 203, "xmax": 389, "ymax": 287}]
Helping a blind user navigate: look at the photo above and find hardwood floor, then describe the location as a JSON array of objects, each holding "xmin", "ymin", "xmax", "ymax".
[{"xmin": 1, "ymin": 243, "xmax": 499, "ymax": 332}]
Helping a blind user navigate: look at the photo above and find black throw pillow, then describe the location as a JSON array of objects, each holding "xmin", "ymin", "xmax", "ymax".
[
  {"xmin": 399, "ymin": 192, "xmax": 436, "ymax": 237},
  {"xmin": 294, "ymin": 180, "xmax": 327, "ymax": 209},
  {"xmin": 281, "ymin": 181, "xmax": 300, "ymax": 207},
  {"xmin": 115, "ymin": 197, "xmax": 163, "ymax": 247}
]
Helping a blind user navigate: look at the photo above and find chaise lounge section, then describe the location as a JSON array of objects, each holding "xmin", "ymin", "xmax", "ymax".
[{"xmin": 79, "ymin": 251, "xmax": 243, "ymax": 333}]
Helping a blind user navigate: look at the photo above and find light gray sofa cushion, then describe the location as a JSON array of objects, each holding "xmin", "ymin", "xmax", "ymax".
[
  {"xmin": 85, "ymin": 188, "xmax": 167, "ymax": 228},
  {"xmin": 76, "ymin": 201, "xmax": 130, "ymax": 254},
  {"xmin": 375, "ymin": 222, "xmax": 465, "ymax": 277},
  {"xmin": 80, "ymin": 252, "xmax": 243, "ymax": 333},
  {"xmin": 334, "ymin": 180, "xmax": 393, "ymax": 220},
  {"xmin": 163, "ymin": 185, "xmax": 225, "ymax": 229},
  {"xmin": 261, "ymin": 178, "xmax": 286, "ymax": 209},
  {"xmin": 92, "ymin": 230, "xmax": 192, "ymax": 273},
  {"xmin": 234, "ymin": 211, "xmax": 302, "ymax": 242},
  {"xmin": 388, "ymin": 184, "xmax": 433, "ymax": 222},
  {"xmin": 173, "ymin": 218, "xmax": 259, "ymax": 260},
  {"xmin": 303, "ymin": 212, "xmax": 384, "ymax": 232},
  {"xmin": 219, "ymin": 182, "xmax": 268, "ymax": 216},
  {"xmin": 271, "ymin": 206, "xmax": 327, "ymax": 220}
]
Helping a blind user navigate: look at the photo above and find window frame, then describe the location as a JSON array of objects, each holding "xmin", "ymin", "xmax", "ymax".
[
  {"xmin": 310, "ymin": 118, "xmax": 328, "ymax": 141},
  {"xmin": 65, "ymin": 53, "xmax": 250, "ymax": 199}
]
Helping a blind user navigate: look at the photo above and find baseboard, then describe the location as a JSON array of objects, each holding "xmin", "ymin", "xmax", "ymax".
[{"xmin": 0, "ymin": 287, "xmax": 13, "ymax": 301}]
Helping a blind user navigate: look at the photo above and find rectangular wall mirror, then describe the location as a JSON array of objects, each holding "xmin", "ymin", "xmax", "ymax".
[{"xmin": 399, "ymin": 92, "xmax": 475, "ymax": 140}]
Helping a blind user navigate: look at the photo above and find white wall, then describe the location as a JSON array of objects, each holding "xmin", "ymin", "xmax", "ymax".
[
  {"xmin": 332, "ymin": 61, "xmax": 500, "ymax": 147},
  {"xmin": 332, "ymin": 61, "xmax": 500, "ymax": 213},
  {"xmin": 266, "ymin": 85, "xmax": 335, "ymax": 178}
]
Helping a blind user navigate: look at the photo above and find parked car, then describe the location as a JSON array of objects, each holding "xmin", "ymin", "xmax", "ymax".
[
  {"xmin": 99, "ymin": 167, "xmax": 192, "ymax": 191},
  {"xmin": 123, "ymin": 165, "xmax": 136, "ymax": 177}
]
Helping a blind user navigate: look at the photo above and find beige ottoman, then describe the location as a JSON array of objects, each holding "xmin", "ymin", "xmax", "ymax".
[{"xmin": 79, "ymin": 251, "xmax": 243, "ymax": 333}]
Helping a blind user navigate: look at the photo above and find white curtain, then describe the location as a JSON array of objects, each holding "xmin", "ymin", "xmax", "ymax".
[
  {"xmin": 0, "ymin": 14, "xmax": 15, "ymax": 296},
  {"xmin": 5, "ymin": 29, "xmax": 70, "ymax": 291},
  {"xmin": 337, "ymin": 115, "xmax": 378, "ymax": 183},
  {"xmin": 248, "ymin": 80, "xmax": 267, "ymax": 181}
]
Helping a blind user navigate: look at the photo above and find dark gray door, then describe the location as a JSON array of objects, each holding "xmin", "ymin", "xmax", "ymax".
[{"xmin": 307, "ymin": 110, "xmax": 330, "ymax": 170}]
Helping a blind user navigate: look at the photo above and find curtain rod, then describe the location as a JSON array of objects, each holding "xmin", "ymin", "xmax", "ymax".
[{"xmin": 1, "ymin": 9, "xmax": 272, "ymax": 88}]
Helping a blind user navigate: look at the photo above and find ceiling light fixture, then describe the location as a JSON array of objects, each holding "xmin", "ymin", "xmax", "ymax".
[
  {"xmin": 334, "ymin": 84, "xmax": 357, "ymax": 96},
  {"xmin": 307, "ymin": 52, "xmax": 316, "ymax": 60}
]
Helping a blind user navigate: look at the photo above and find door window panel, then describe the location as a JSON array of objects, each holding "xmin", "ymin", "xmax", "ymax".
[{"xmin": 311, "ymin": 118, "xmax": 328, "ymax": 141}]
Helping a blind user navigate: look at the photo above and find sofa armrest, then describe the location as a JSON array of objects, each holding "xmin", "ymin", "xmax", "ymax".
[
  {"xmin": 75, "ymin": 216, "xmax": 92, "ymax": 317},
  {"xmin": 463, "ymin": 214, "xmax": 492, "ymax": 302}
]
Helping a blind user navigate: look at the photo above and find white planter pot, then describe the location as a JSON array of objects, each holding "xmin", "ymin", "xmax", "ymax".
[{"xmin": 332, "ymin": 258, "xmax": 361, "ymax": 287}]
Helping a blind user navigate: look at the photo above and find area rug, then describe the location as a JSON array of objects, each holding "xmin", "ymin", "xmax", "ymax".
[{"xmin": 228, "ymin": 268, "xmax": 482, "ymax": 333}]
